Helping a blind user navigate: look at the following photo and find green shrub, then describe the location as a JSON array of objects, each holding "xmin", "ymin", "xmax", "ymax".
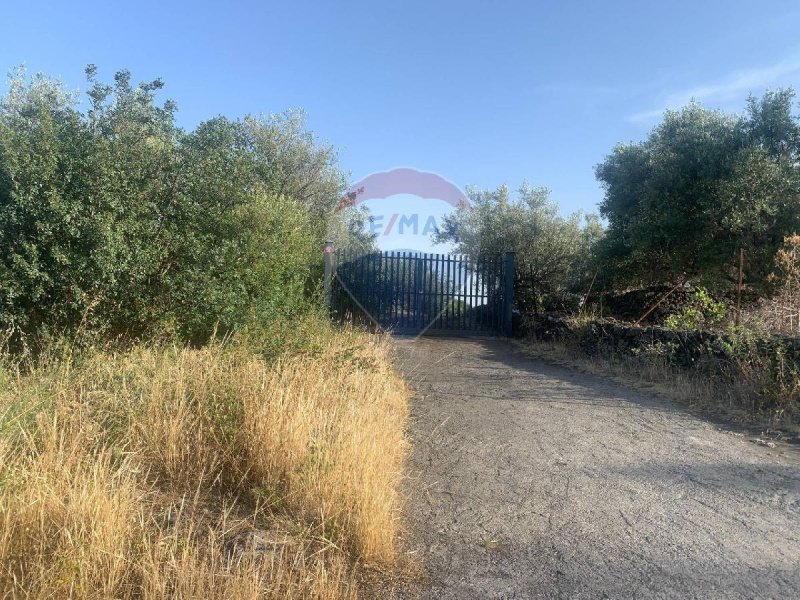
[
  {"xmin": 664, "ymin": 288, "xmax": 727, "ymax": 330},
  {"xmin": 0, "ymin": 66, "xmax": 346, "ymax": 346}
]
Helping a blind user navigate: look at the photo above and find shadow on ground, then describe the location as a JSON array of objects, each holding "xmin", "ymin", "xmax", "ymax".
[{"xmin": 391, "ymin": 336, "xmax": 800, "ymax": 600}]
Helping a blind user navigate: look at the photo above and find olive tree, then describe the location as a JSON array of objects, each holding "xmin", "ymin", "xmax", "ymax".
[
  {"xmin": 0, "ymin": 66, "xmax": 355, "ymax": 344},
  {"xmin": 596, "ymin": 92, "xmax": 800, "ymax": 293},
  {"xmin": 434, "ymin": 183, "xmax": 601, "ymax": 311}
]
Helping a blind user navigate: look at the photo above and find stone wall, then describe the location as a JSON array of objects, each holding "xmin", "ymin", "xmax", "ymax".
[
  {"xmin": 524, "ymin": 315, "xmax": 800, "ymax": 369},
  {"xmin": 601, "ymin": 286, "xmax": 698, "ymax": 323},
  {"xmin": 522, "ymin": 315, "xmax": 800, "ymax": 424}
]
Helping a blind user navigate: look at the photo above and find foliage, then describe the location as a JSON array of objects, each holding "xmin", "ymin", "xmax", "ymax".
[
  {"xmin": 326, "ymin": 203, "xmax": 378, "ymax": 254},
  {"xmin": 664, "ymin": 288, "xmax": 727, "ymax": 330},
  {"xmin": 596, "ymin": 90, "xmax": 800, "ymax": 292},
  {"xmin": 714, "ymin": 323, "xmax": 800, "ymax": 423},
  {"xmin": 773, "ymin": 234, "xmax": 800, "ymax": 287},
  {"xmin": 0, "ymin": 66, "xmax": 353, "ymax": 344},
  {"xmin": 771, "ymin": 234, "xmax": 800, "ymax": 328},
  {"xmin": 434, "ymin": 183, "xmax": 602, "ymax": 311}
]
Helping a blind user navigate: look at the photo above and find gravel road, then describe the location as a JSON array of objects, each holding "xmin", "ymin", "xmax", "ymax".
[{"xmin": 392, "ymin": 336, "xmax": 800, "ymax": 600}]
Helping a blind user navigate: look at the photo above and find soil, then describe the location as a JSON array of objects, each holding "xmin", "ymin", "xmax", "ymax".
[{"xmin": 390, "ymin": 336, "xmax": 800, "ymax": 599}]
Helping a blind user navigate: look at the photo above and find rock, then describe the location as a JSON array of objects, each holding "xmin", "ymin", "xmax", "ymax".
[
  {"xmin": 753, "ymin": 438, "xmax": 776, "ymax": 449},
  {"xmin": 224, "ymin": 528, "xmax": 294, "ymax": 562}
]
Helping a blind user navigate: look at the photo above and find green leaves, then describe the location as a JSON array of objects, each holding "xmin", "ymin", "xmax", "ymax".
[
  {"xmin": 435, "ymin": 183, "xmax": 602, "ymax": 306},
  {"xmin": 664, "ymin": 288, "xmax": 726, "ymax": 330},
  {"xmin": 596, "ymin": 91, "xmax": 800, "ymax": 292},
  {"xmin": 0, "ymin": 66, "xmax": 343, "ymax": 345}
]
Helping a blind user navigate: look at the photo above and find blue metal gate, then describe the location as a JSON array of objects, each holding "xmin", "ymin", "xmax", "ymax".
[{"xmin": 327, "ymin": 248, "xmax": 514, "ymax": 336}]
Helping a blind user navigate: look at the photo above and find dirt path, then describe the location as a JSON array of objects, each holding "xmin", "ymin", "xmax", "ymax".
[{"xmin": 392, "ymin": 337, "xmax": 800, "ymax": 599}]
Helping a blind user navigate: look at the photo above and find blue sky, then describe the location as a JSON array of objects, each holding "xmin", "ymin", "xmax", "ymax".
[{"xmin": 3, "ymin": 0, "xmax": 800, "ymax": 216}]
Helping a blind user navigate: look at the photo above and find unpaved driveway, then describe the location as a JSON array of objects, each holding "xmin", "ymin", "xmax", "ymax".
[{"xmin": 393, "ymin": 337, "xmax": 800, "ymax": 599}]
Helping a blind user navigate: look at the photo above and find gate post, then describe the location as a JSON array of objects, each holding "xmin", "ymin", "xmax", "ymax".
[
  {"xmin": 503, "ymin": 251, "xmax": 516, "ymax": 336},
  {"xmin": 323, "ymin": 240, "xmax": 334, "ymax": 312}
]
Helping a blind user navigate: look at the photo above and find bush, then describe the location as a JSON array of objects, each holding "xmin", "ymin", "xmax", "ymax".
[
  {"xmin": 715, "ymin": 325, "xmax": 800, "ymax": 423},
  {"xmin": 664, "ymin": 288, "xmax": 727, "ymax": 330},
  {"xmin": 434, "ymin": 184, "xmax": 603, "ymax": 310},
  {"xmin": 0, "ymin": 66, "xmax": 345, "ymax": 345}
]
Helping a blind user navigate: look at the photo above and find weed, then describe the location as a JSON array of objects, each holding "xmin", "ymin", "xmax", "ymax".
[
  {"xmin": 664, "ymin": 288, "xmax": 727, "ymax": 330},
  {"xmin": 0, "ymin": 321, "xmax": 408, "ymax": 598}
]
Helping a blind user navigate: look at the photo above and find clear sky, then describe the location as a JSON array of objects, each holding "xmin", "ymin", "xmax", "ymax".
[{"xmin": 3, "ymin": 0, "xmax": 800, "ymax": 216}]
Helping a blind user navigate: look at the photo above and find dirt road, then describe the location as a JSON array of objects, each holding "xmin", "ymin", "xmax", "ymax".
[{"xmin": 392, "ymin": 337, "xmax": 800, "ymax": 599}]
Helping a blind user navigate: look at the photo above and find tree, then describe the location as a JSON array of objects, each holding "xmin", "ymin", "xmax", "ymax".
[
  {"xmin": 434, "ymin": 184, "xmax": 601, "ymax": 311},
  {"xmin": 0, "ymin": 66, "xmax": 355, "ymax": 344},
  {"xmin": 595, "ymin": 92, "xmax": 800, "ymax": 293},
  {"xmin": 746, "ymin": 89, "xmax": 799, "ymax": 160}
]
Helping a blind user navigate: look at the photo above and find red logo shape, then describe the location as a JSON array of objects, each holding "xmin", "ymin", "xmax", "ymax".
[{"xmin": 337, "ymin": 167, "xmax": 470, "ymax": 211}]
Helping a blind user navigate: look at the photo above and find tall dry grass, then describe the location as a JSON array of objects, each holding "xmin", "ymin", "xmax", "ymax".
[
  {"xmin": 0, "ymin": 326, "xmax": 409, "ymax": 598},
  {"xmin": 518, "ymin": 334, "xmax": 800, "ymax": 429}
]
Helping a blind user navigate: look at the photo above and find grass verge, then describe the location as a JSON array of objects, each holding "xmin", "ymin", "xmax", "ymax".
[
  {"xmin": 516, "ymin": 335, "xmax": 800, "ymax": 442},
  {"xmin": 0, "ymin": 322, "xmax": 409, "ymax": 598}
]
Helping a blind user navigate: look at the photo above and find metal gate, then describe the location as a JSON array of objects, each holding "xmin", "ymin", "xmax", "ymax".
[{"xmin": 325, "ymin": 246, "xmax": 515, "ymax": 336}]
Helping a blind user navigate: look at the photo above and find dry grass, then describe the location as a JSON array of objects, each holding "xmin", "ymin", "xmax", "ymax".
[
  {"xmin": 516, "ymin": 338, "xmax": 711, "ymax": 405},
  {"xmin": 516, "ymin": 337, "xmax": 799, "ymax": 434},
  {"xmin": 0, "ymin": 325, "xmax": 409, "ymax": 598}
]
